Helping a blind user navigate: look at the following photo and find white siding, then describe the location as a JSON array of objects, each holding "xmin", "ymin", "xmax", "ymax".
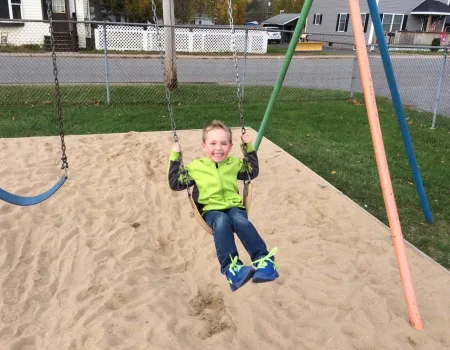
[
  {"xmin": 75, "ymin": 0, "xmax": 86, "ymax": 48},
  {"xmin": 307, "ymin": 0, "xmax": 370, "ymax": 38},
  {"xmin": 2, "ymin": 23, "xmax": 49, "ymax": 46},
  {"xmin": 1, "ymin": 0, "xmax": 88, "ymax": 48},
  {"xmin": 22, "ymin": 0, "xmax": 44, "ymax": 20},
  {"xmin": 2, "ymin": 0, "xmax": 47, "ymax": 46},
  {"xmin": 306, "ymin": 0, "xmax": 450, "ymax": 44}
]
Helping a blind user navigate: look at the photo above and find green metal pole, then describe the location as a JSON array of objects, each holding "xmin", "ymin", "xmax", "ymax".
[{"xmin": 254, "ymin": 0, "xmax": 314, "ymax": 150}]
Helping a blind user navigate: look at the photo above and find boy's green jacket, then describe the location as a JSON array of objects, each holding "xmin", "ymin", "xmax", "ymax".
[{"xmin": 167, "ymin": 143, "xmax": 259, "ymax": 214}]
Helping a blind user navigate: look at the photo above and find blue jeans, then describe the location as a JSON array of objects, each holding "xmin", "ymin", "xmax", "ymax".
[{"xmin": 203, "ymin": 207, "xmax": 269, "ymax": 274}]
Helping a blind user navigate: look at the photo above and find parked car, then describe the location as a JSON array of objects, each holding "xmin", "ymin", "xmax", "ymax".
[{"xmin": 265, "ymin": 27, "xmax": 282, "ymax": 44}]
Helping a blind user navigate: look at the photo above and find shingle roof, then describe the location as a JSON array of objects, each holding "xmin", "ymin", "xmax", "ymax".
[
  {"xmin": 261, "ymin": 13, "xmax": 299, "ymax": 26},
  {"xmin": 410, "ymin": 0, "xmax": 450, "ymax": 15}
]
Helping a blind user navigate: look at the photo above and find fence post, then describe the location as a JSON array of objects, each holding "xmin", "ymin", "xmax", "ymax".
[
  {"xmin": 188, "ymin": 29, "xmax": 194, "ymax": 52},
  {"xmin": 94, "ymin": 28, "xmax": 99, "ymax": 49},
  {"xmin": 242, "ymin": 28, "xmax": 249, "ymax": 101},
  {"xmin": 143, "ymin": 26, "xmax": 148, "ymax": 51},
  {"xmin": 350, "ymin": 50, "xmax": 358, "ymax": 98},
  {"xmin": 432, "ymin": 47, "xmax": 447, "ymax": 129},
  {"xmin": 103, "ymin": 21, "xmax": 111, "ymax": 105}
]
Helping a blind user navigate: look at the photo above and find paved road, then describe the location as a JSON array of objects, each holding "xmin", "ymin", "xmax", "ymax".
[{"xmin": 1, "ymin": 54, "xmax": 449, "ymax": 116}]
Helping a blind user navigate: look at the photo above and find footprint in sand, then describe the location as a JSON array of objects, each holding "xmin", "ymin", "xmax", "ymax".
[
  {"xmin": 187, "ymin": 287, "xmax": 234, "ymax": 339},
  {"xmin": 76, "ymin": 284, "xmax": 106, "ymax": 303},
  {"xmin": 10, "ymin": 335, "xmax": 36, "ymax": 350}
]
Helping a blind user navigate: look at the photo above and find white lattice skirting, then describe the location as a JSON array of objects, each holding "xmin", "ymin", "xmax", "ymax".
[{"xmin": 94, "ymin": 26, "xmax": 268, "ymax": 54}]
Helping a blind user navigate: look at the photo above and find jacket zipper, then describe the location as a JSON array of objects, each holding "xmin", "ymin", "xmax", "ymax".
[{"xmin": 216, "ymin": 163, "xmax": 226, "ymax": 202}]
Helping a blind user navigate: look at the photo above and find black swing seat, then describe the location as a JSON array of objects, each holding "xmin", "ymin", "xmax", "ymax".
[{"xmin": 0, "ymin": 176, "xmax": 66, "ymax": 206}]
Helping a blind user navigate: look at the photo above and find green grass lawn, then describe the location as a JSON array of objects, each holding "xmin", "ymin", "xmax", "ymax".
[{"xmin": 1, "ymin": 84, "xmax": 449, "ymax": 269}]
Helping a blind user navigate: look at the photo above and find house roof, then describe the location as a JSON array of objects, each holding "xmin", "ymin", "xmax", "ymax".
[
  {"xmin": 410, "ymin": 0, "xmax": 450, "ymax": 16},
  {"xmin": 262, "ymin": 13, "xmax": 299, "ymax": 26}
]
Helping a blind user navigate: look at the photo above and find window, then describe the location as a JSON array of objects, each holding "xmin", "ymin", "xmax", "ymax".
[
  {"xmin": 0, "ymin": 0, "xmax": 23, "ymax": 20},
  {"xmin": 313, "ymin": 13, "xmax": 322, "ymax": 25},
  {"xmin": 382, "ymin": 13, "xmax": 404, "ymax": 33},
  {"xmin": 337, "ymin": 13, "xmax": 348, "ymax": 32},
  {"xmin": 361, "ymin": 13, "xmax": 370, "ymax": 32},
  {"xmin": 391, "ymin": 14, "xmax": 403, "ymax": 32},
  {"xmin": 52, "ymin": 0, "xmax": 66, "ymax": 13},
  {"xmin": 361, "ymin": 13, "xmax": 367, "ymax": 27}
]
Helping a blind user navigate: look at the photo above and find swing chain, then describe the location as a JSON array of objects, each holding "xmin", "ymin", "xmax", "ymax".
[
  {"xmin": 227, "ymin": 0, "xmax": 246, "ymax": 136},
  {"xmin": 151, "ymin": 0, "xmax": 193, "ymax": 212},
  {"xmin": 47, "ymin": 0, "xmax": 68, "ymax": 173},
  {"xmin": 227, "ymin": 0, "xmax": 251, "ymax": 183},
  {"xmin": 151, "ymin": 0, "xmax": 178, "ymax": 145}
]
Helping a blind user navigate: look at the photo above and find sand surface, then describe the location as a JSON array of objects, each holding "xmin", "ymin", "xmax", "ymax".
[{"xmin": 0, "ymin": 128, "xmax": 449, "ymax": 349}]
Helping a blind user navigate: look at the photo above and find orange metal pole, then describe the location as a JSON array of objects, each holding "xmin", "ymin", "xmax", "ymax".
[{"xmin": 348, "ymin": 0, "xmax": 423, "ymax": 330}]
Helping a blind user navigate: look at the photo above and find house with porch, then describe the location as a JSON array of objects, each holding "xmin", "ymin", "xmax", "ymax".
[
  {"xmin": 305, "ymin": 0, "xmax": 450, "ymax": 46},
  {"xmin": 0, "ymin": 0, "xmax": 90, "ymax": 50}
]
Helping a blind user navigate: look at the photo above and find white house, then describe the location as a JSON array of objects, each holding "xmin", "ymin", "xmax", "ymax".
[
  {"xmin": 305, "ymin": 0, "xmax": 450, "ymax": 45},
  {"xmin": 0, "ymin": 0, "xmax": 90, "ymax": 49},
  {"xmin": 190, "ymin": 13, "xmax": 214, "ymax": 25}
]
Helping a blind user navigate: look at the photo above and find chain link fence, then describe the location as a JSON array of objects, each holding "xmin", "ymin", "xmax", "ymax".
[{"xmin": 1, "ymin": 19, "xmax": 449, "ymax": 129}]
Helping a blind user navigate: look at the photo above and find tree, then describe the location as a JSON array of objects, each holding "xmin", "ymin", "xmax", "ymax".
[
  {"xmin": 89, "ymin": 0, "xmax": 125, "ymax": 20},
  {"xmin": 191, "ymin": 0, "xmax": 216, "ymax": 22},
  {"xmin": 212, "ymin": 0, "xmax": 246, "ymax": 25},
  {"xmin": 245, "ymin": 0, "xmax": 274, "ymax": 22},
  {"xmin": 232, "ymin": 0, "xmax": 246, "ymax": 24},
  {"xmin": 174, "ymin": 0, "xmax": 195, "ymax": 23},
  {"xmin": 90, "ymin": 0, "xmax": 160, "ymax": 22},
  {"xmin": 124, "ymin": 0, "xmax": 153, "ymax": 22},
  {"xmin": 246, "ymin": 0, "xmax": 262, "ymax": 16},
  {"xmin": 272, "ymin": 0, "xmax": 304, "ymax": 15},
  {"xmin": 90, "ymin": 0, "xmax": 247, "ymax": 24}
]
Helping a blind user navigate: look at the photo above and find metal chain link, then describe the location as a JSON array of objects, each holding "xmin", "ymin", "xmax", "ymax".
[
  {"xmin": 47, "ymin": 0, "xmax": 68, "ymax": 175},
  {"xmin": 227, "ymin": 0, "xmax": 251, "ymax": 182},
  {"xmin": 227, "ymin": 0, "xmax": 246, "ymax": 136},
  {"xmin": 151, "ymin": 0, "xmax": 194, "ymax": 211},
  {"xmin": 151, "ymin": 0, "xmax": 178, "ymax": 144}
]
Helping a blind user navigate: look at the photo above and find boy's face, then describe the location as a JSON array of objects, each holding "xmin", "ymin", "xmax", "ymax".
[{"xmin": 202, "ymin": 128, "xmax": 232, "ymax": 163}]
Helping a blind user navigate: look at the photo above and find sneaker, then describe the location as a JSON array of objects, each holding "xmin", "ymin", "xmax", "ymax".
[
  {"xmin": 252, "ymin": 247, "xmax": 279, "ymax": 283},
  {"xmin": 226, "ymin": 256, "xmax": 255, "ymax": 292}
]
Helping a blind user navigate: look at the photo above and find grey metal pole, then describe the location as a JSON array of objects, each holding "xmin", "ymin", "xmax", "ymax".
[
  {"xmin": 241, "ymin": 28, "xmax": 249, "ymax": 101},
  {"xmin": 103, "ymin": 20, "xmax": 111, "ymax": 105},
  {"xmin": 432, "ymin": 47, "xmax": 447, "ymax": 129},
  {"xmin": 350, "ymin": 51, "xmax": 358, "ymax": 98}
]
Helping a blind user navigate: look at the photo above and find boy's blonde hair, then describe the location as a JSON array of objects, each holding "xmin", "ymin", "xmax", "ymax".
[{"xmin": 202, "ymin": 120, "xmax": 233, "ymax": 143}]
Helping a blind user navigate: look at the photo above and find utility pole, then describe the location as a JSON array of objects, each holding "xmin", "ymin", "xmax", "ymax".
[{"xmin": 163, "ymin": 0, "xmax": 178, "ymax": 89}]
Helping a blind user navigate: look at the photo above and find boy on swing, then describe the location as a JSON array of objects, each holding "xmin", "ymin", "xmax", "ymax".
[{"xmin": 168, "ymin": 120, "xmax": 278, "ymax": 292}]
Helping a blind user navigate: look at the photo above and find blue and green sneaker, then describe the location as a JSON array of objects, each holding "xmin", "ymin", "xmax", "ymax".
[
  {"xmin": 225, "ymin": 256, "xmax": 255, "ymax": 292},
  {"xmin": 252, "ymin": 248, "xmax": 279, "ymax": 283}
]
